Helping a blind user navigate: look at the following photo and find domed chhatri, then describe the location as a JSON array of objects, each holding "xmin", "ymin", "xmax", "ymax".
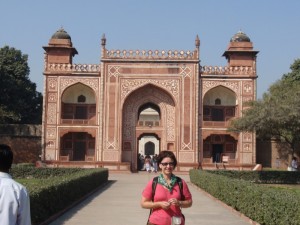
[
  {"xmin": 51, "ymin": 28, "xmax": 71, "ymax": 40},
  {"xmin": 230, "ymin": 30, "xmax": 250, "ymax": 42}
]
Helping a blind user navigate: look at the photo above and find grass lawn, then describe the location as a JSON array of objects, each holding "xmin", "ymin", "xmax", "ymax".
[{"xmin": 262, "ymin": 183, "xmax": 300, "ymax": 195}]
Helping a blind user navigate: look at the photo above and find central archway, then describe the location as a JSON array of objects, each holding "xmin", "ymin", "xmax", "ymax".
[{"xmin": 122, "ymin": 84, "xmax": 176, "ymax": 171}]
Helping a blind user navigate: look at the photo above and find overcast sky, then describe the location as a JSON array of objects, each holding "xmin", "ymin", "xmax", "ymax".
[{"xmin": 1, "ymin": 0, "xmax": 300, "ymax": 98}]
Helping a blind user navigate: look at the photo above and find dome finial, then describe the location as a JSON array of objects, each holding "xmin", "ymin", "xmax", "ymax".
[
  {"xmin": 230, "ymin": 30, "xmax": 250, "ymax": 42},
  {"xmin": 195, "ymin": 35, "xmax": 200, "ymax": 48},
  {"xmin": 101, "ymin": 33, "xmax": 106, "ymax": 47},
  {"xmin": 51, "ymin": 27, "xmax": 71, "ymax": 40}
]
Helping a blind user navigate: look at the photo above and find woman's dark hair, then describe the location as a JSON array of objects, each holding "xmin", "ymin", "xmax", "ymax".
[
  {"xmin": 0, "ymin": 144, "xmax": 13, "ymax": 172},
  {"xmin": 157, "ymin": 150, "xmax": 177, "ymax": 168}
]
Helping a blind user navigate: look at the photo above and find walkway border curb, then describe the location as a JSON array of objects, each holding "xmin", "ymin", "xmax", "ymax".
[{"xmin": 39, "ymin": 181, "xmax": 112, "ymax": 225}]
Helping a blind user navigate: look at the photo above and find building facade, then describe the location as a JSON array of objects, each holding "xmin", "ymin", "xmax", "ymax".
[{"xmin": 42, "ymin": 29, "xmax": 258, "ymax": 172}]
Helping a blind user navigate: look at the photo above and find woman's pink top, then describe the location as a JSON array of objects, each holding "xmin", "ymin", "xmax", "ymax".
[{"xmin": 142, "ymin": 178, "xmax": 192, "ymax": 225}]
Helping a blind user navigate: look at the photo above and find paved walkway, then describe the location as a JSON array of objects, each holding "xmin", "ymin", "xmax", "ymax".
[{"xmin": 48, "ymin": 172, "xmax": 254, "ymax": 225}]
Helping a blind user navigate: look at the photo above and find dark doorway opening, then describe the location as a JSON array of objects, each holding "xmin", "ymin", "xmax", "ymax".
[
  {"xmin": 75, "ymin": 106, "xmax": 87, "ymax": 119},
  {"xmin": 145, "ymin": 142, "xmax": 155, "ymax": 155},
  {"xmin": 212, "ymin": 144, "xmax": 223, "ymax": 163},
  {"xmin": 73, "ymin": 141, "xmax": 86, "ymax": 161},
  {"xmin": 211, "ymin": 108, "xmax": 224, "ymax": 121}
]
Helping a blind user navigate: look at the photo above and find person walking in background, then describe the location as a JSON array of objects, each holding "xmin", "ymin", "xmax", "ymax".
[
  {"xmin": 0, "ymin": 144, "xmax": 31, "ymax": 225},
  {"xmin": 141, "ymin": 150, "xmax": 192, "ymax": 225},
  {"xmin": 152, "ymin": 154, "xmax": 158, "ymax": 173},
  {"xmin": 145, "ymin": 155, "xmax": 152, "ymax": 172},
  {"xmin": 291, "ymin": 157, "xmax": 298, "ymax": 171}
]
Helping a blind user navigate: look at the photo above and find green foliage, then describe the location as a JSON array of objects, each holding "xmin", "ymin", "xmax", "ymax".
[
  {"xmin": 0, "ymin": 45, "xmax": 42, "ymax": 124},
  {"xmin": 12, "ymin": 167, "xmax": 109, "ymax": 225},
  {"xmin": 12, "ymin": 163, "xmax": 36, "ymax": 168},
  {"xmin": 205, "ymin": 170, "xmax": 300, "ymax": 184},
  {"xmin": 282, "ymin": 59, "xmax": 300, "ymax": 82},
  {"xmin": 11, "ymin": 167, "xmax": 84, "ymax": 179},
  {"xmin": 229, "ymin": 58, "xmax": 300, "ymax": 158},
  {"xmin": 190, "ymin": 169, "xmax": 300, "ymax": 225}
]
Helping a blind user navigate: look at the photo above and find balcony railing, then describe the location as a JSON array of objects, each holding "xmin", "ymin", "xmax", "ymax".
[
  {"xmin": 202, "ymin": 120, "xmax": 231, "ymax": 127},
  {"xmin": 61, "ymin": 118, "xmax": 96, "ymax": 125},
  {"xmin": 137, "ymin": 121, "xmax": 160, "ymax": 127}
]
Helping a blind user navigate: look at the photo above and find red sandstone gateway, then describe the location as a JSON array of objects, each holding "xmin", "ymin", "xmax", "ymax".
[{"xmin": 42, "ymin": 29, "xmax": 258, "ymax": 172}]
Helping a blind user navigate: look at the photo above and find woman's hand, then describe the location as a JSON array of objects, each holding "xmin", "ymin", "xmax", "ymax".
[
  {"xmin": 168, "ymin": 198, "xmax": 180, "ymax": 206},
  {"xmin": 141, "ymin": 196, "xmax": 171, "ymax": 209},
  {"xmin": 158, "ymin": 201, "xmax": 171, "ymax": 209}
]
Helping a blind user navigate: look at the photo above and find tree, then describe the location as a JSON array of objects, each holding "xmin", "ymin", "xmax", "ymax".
[
  {"xmin": 282, "ymin": 58, "xmax": 300, "ymax": 81},
  {"xmin": 0, "ymin": 46, "xmax": 42, "ymax": 124},
  {"xmin": 229, "ymin": 59, "xmax": 300, "ymax": 159}
]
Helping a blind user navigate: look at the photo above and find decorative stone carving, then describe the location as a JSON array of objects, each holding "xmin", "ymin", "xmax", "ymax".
[
  {"xmin": 106, "ymin": 141, "xmax": 117, "ymax": 150},
  {"xmin": 60, "ymin": 78, "xmax": 99, "ymax": 92},
  {"xmin": 243, "ymin": 143, "xmax": 252, "ymax": 152},
  {"xmin": 241, "ymin": 153, "xmax": 253, "ymax": 164},
  {"xmin": 47, "ymin": 103, "xmax": 57, "ymax": 124},
  {"xmin": 201, "ymin": 66, "xmax": 254, "ymax": 75},
  {"xmin": 179, "ymin": 151, "xmax": 194, "ymax": 162},
  {"xmin": 243, "ymin": 82, "xmax": 252, "ymax": 94},
  {"xmin": 103, "ymin": 151, "xmax": 119, "ymax": 161},
  {"xmin": 181, "ymin": 142, "xmax": 192, "ymax": 151},
  {"xmin": 48, "ymin": 93, "xmax": 57, "ymax": 102},
  {"xmin": 108, "ymin": 66, "xmax": 121, "ymax": 77},
  {"xmin": 45, "ymin": 149, "xmax": 56, "ymax": 160},
  {"xmin": 243, "ymin": 96, "xmax": 253, "ymax": 102},
  {"xmin": 48, "ymin": 78, "xmax": 58, "ymax": 91},
  {"xmin": 202, "ymin": 80, "xmax": 239, "ymax": 95},
  {"xmin": 47, "ymin": 63, "xmax": 100, "ymax": 72},
  {"xmin": 180, "ymin": 66, "xmax": 192, "ymax": 77},
  {"xmin": 104, "ymin": 49, "xmax": 195, "ymax": 60},
  {"xmin": 243, "ymin": 132, "xmax": 252, "ymax": 142},
  {"xmin": 46, "ymin": 128, "xmax": 56, "ymax": 139},
  {"xmin": 121, "ymin": 79, "xmax": 179, "ymax": 103},
  {"xmin": 46, "ymin": 140, "xmax": 55, "ymax": 149}
]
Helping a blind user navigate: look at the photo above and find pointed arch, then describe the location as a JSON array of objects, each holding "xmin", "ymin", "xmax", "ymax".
[
  {"xmin": 121, "ymin": 84, "xmax": 176, "ymax": 166},
  {"xmin": 61, "ymin": 83, "xmax": 96, "ymax": 124},
  {"xmin": 203, "ymin": 85, "xmax": 237, "ymax": 122}
]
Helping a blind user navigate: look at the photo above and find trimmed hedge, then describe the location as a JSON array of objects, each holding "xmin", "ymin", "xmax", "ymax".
[
  {"xmin": 190, "ymin": 169, "xmax": 300, "ymax": 225},
  {"xmin": 205, "ymin": 170, "xmax": 300, "ymax": 184},
  {"xmin": 13, "ymin": 168, "xmax": 108, "ymax": 225}
]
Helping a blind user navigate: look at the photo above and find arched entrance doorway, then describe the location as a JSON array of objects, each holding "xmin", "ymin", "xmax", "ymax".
[
  {"xmin": 137, "ymin": 133, "xmax": 160, "ymax": 171},
  {"xmin": 203, "ymin": 134, "xmax": 237, "ymax": 163},
  {"xmin": 60, "ymin": 132, "xmax": 95, "ymax": 161},
  {"xmin": 122, "ymin": 84, "xmax": 176, "ymax": 171},
  {"xmin": 138, "ymin": 133, "xmax": 160, "ymax": 156}
]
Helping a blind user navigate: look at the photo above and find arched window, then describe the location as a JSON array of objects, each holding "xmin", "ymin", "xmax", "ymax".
[
  {"xmin": 78, "ymin": 95, "xmax": 86, "ymax": 103},
  {"xmin": 215, "ymin": 98, "xmax": 221, "ymax": 105}
]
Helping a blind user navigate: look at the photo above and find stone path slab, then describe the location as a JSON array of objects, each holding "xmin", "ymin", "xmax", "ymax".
[{"xmin": 48, "ymin": 172, "xmax": 253, "ymax": 225}]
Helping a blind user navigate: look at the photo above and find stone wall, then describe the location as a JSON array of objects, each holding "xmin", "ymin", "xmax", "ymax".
[
  {"xmin": 256, "ymin": 139, "xmax": 292, "ymax": 169},
  {"xmin": 0, "ymin": 124, "xmax": 42, "ymax": 164}
]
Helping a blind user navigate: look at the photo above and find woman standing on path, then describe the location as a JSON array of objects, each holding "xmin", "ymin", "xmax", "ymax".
[{"xmin": 141, "ymin": 151, "xmax": 192, "ymax": 225}]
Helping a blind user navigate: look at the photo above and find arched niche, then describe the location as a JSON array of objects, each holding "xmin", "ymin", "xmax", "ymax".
[
  {"xmin": 62, "ymin": 82, "xmax": 96, "ymax": 104},
  {"xmin": 203, "ymin": 85, "xmax": 237, "ymax": 106}
]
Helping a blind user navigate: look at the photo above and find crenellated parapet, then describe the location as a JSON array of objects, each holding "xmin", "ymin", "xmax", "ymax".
[
  {"xmin": 200, "ymin": 65, "xmax": 255, "ymax": 75},
  {"xmin": 45, "ymin": 63, "xmax": 100, "ymax": 73},
  {"xmin": 103, "ymin": 49, "xmax": 198, "ymax": 61}
]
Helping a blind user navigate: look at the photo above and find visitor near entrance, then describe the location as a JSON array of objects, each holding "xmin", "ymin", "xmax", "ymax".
[
  {"xmin": 152, "ymin": 154, "xmax": 158, "ymax": 173},
  {"xmin": 141, "ymin": 150, "xmax": 192, "ymax": 225},
  {"xmin": 145, "ymin": 155, "xmax": 152, "ymax": 172},
  {"xmin": 291, "ymin": 157, "xmax": 298, "ymax": 171},
  {"xmin": 0, "ymin": 144, "xmax": 31, "ymax": 225}
]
